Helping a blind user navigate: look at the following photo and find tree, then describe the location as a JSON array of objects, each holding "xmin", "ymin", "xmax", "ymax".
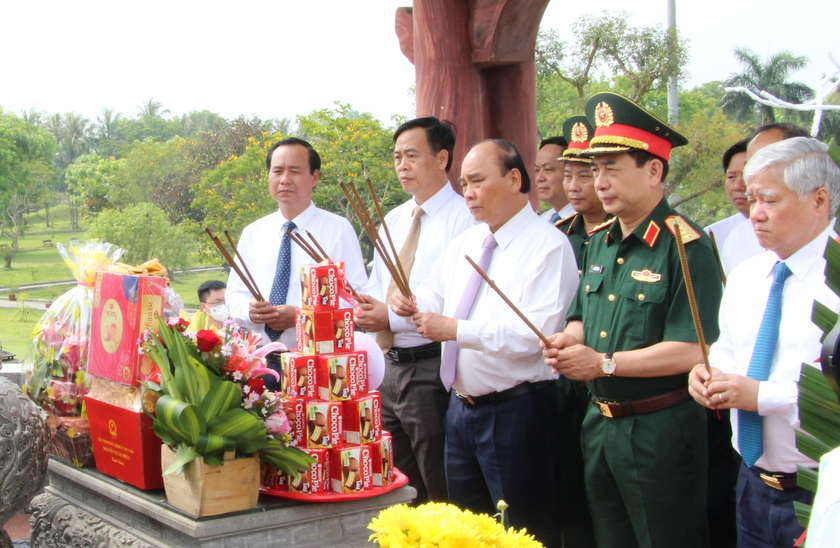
[
  {"xmin": 64, "ymin": 154, "xmax": 125, "ymax": 218},
  {"xmin": 721, "ymin": 47, "xmax": 813, "ymax": 125},
  {"xmin": 87, "ymin": 202, "xmax": 194, "ymax": 276},
  {"xmin": 138, "ymin": 98, "xmax": 170, "ymax": 120},
  {"xmin": 0, "ymin": 109, "xmax": 57, "ymax": 268}
]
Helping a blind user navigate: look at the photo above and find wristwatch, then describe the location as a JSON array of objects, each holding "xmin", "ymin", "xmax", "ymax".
[{"xmin": 600, "ymin": 353, "xmax": 617, "ymax": 377}]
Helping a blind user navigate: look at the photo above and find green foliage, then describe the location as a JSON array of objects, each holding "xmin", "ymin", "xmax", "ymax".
[
  {"xmin": 65, "ymin": 154, "xmax": 124, "ymax": 218},
  {"xmin": 87, "ymin": 203, "xmax": 194, "ymax": 273}
]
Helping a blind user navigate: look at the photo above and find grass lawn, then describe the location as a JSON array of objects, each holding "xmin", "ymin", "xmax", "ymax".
[
  {"xmin": 0, "ymin": 306, "xmax": 41, "ymax": 359},
  {"xmin": 168, "ymin": 269, "xmax": 228, "ymax": 309}
]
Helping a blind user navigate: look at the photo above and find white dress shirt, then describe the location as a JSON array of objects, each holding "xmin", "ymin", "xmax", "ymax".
[
  {"xmin": 720, "ymin": 218, "xmax": 765, "ymax": 275},
  {"xmin": 708, "ymin": 223, "xmax": 839, "ymax": 472},
  {"xmin": 805, "ymin": 446, "xmax": 840, "ymax": 547},
  {"xmin": 704, "ymin": 212, "xmax": 748, "ymax": 251},
  {"xmin": 227, "ymin": 202, "xmax": 368, "ymax": 348},
  {"xmin": 414, "ymin": 203, "xmax": 580, "ymax": 397},
  {"xmin": 540, "ymin": 203, "xmax": 576, "ymax": 223},
  {"xmin": 364, "ymin": 183, "xmax": 476, "ymax": 349}
]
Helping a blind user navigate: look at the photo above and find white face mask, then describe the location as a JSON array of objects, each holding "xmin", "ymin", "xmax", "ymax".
[{"xmin": 208, "ymin": 304, "xmax": 230, "ymax": 322}]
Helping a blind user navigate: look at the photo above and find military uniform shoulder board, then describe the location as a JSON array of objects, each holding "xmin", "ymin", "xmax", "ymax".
[
  {"xmin": 587, "ymin": 216, "xmax": 617, "ymax": 235},
  {"xmin": 556, "ymin": 213, "xmax": 578, "ymax": 234},
  {"xmin": 664, "ymin": 216, "xmax": 701, "ymax": 244}
]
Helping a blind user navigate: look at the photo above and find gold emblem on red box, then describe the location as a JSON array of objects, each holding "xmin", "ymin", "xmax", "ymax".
[{"xmin": 595, "ymin": 102, "xmax": 615, "ymax": 127}]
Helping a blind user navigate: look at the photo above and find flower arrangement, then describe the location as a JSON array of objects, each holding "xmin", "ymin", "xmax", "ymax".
[
  {"xmin": 139, "ymin": 315, "xmax": 313, "ymax": 476},
  {"xmin": 368, "ymin": 502, "xmax": 544, "ymax": 548}
]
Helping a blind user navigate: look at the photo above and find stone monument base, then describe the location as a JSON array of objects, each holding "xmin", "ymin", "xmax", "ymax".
[{"xmin": 31, "ymin": 459, "xmax": 415, "ymax": 548}]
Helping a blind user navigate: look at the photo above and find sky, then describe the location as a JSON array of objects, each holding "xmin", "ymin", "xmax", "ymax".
[{"xmin": 1, "ymin": 0, "xmax": 838, "ymax": 127}]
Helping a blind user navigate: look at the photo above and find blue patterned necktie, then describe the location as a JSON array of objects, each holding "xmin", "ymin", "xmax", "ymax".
[
  {"xmin": 738, "ymin": 261, "xmax": 792, "ymax": 468},
  {"xmin": 265, "ymin": 221, "xmax": 296, "ymax": 341},
  {"xmin": 439, "ymin": 234, "xmax": 498, "ymax": 391},
  {"xmin": 550, "ymin": 211, "xmax": 561, "ymax": 225}
]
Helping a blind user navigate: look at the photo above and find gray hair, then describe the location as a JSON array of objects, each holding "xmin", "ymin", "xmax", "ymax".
[{"xmin": 743, "ymin": 137, "xmax": 840, "ymax": 212}]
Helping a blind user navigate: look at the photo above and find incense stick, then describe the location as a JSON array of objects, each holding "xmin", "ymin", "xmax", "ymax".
[
  {"xmin": 223, "ymin": 230, "xmax": 262, "ymax": 300},
  {"xmin": 464, "ymin": 255, "xmax": 554, "ymax": 349},
  {"xmin": 708, "ymin": 231, "xmax": 727, "ymax": 287},
  {"xmin": 365, "ymin": 177, "xmax": 411, "ymax": 296},
  {"xmin": 673, "ymin": 221, "xmax": 710, "ymax": 372},
  {"xmin": 302, "ymin": 230, "xmax": 360, "ymax": 299},
  {"xmin": 205, "ymin": 228, "xmax": 264, "ymax": 301}
]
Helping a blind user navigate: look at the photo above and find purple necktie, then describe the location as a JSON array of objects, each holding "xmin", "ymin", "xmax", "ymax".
[{"xmin": 440, "ymin": 233, "xmax": 498, "ymax": 391}]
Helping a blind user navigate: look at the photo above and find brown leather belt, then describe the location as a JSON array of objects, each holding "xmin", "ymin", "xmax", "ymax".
[
  {"xmin": 753, "ymin": 467, "xmax": 801, "ymax": 491},
  {"xmin": 592, "ymin": 388, "xmax": 691, "ymax": 418}
]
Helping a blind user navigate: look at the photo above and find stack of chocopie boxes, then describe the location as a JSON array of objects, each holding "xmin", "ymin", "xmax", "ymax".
[{"xmin": 260, "ymin": 261, "xmax": 394, "ymax": 496}]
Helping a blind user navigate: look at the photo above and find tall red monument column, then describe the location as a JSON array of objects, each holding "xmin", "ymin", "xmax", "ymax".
[{"xmin": 396, "ymin": 0, "xmax": 550, "ymax": 209}]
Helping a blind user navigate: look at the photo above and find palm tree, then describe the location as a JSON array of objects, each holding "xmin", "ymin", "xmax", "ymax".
[
  {"xmin": 721, "ymin": 47, "xmax": 813, "ymax": 125},
  {"xmin": 96, "ymin": 107, "xmax": 123, "ymax": 141},
  {"xmin": 138, "ymin": 98, "xmax": 170, "ymax": 119}
]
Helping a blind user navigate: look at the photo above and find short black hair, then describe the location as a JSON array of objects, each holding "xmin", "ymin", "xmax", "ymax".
[
  {"xmin": 627, "ymin": 150, "xmax": 670, "ymax": 182},
  {"xmin": 753, "ymin": 123, "xmax": 810, "ymax": 140},
  {"xmin": 265, "ymin": 137, "xmax": 321, "ymax": 174},
  {"xmin": 198, "ymin": 280, "xmax": 226, "ymax": 303},
  {"xmin": 722, "ymin": 139, "xmax": 749, "ymax": 172},
  {"xmin": 539, "ymin": 136, "xmax": 569, "ymax": 149},
  {"xmin": 393, "ymin": 117, "xmax": 457, "ymax": 171},
  {"xmin": 485, "ymin": 139, "xmax": 531, "ymax": 194}
]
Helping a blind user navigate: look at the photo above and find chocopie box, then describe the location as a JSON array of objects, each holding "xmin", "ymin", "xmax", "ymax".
[
  {"xmin": 260, "ymin": 462, "xmax": 288, "ymax": 491},
  {"xmin": 342, "ymin": 392, "xmax": 382, "ymax": 446},
  {"xmin": 280, "ymin": 352, "xmax": 324, "ymax": 400},
  {"xmin": 305, "ymin": 401, "xmax": 343, "ymax": 449},
  {"xmin": 301, "ymin": 264, "xmax": 342, "ymax": 311},
  {"xmin": 89, "ymin": 272, "xmax": 166, "ymax": 385},
  {"xmin": 85, "ymin": 396, "xmax": 163, "ymax": 490},
  {"xmin": 330, "ymin": 445, "xmax": 373, "ymax": 493},
  {"xmin": 289, "ymin": 448, "xmax": 330, "ymax": 494},
  {"xmin": 295, "ymin": 308, "xmax": 354, "ymax": 355},
  {"xmin": 371, "ymin": 432, "xmax": 394, "ymax": 488},
  {"xmin": 287, "ymin": 397, "xmax": 306, "ymax": 447},
  {"xmin": 317, "ymin": 351, "xmax": 368, "ymax": 401}
]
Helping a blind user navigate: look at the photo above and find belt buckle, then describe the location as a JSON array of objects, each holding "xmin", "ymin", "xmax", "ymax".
[
  {"xmin": 595, "ymin": 400, "xmax": 614, "ymax": 418},
  {"xmin": 455, "ymin": 391, "xmax": 476, "ymax": 406},
  {"xmin": 759, "ymin": 473, "xmax": 785, "ymax": 491},
  {"xmin": 386, "ymin": 349, "xmax": 400, "ymax": 363}
]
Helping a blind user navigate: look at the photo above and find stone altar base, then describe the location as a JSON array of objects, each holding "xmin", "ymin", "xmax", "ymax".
[{"xmin": 31, "ymin": 459, "xmax": 415, "ymax": 548}]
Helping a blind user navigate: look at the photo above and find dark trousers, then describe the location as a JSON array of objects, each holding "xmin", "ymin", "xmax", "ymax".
[
  {"xmin": 582, "ymin": 399, "xmax": 709, "ymax": 548},
  {"xmin": 264, "ymin": 355, "xmax": 282, "ymax": 392},
  {"xmin": 445, "ymin": 384, "xmax": 563, "ymax": 548},
  {"xmin": 556, "ymin": 377, "xmax": 596, "ymax": 547},
  {"xmin": 736, "ymin": 462, "xmax": 813, "ymax": 548},
  {"xmin": 707, "ymin": 408, "xmax": 740, "ymax": 548},
  {"xmin": 379, "ymin": 355, "xmax": 450, "ymax": 504}
]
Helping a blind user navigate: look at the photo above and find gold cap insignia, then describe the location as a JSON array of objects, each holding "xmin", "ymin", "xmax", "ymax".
[
  {"xmin": 571, "ymin": 122, "xmax": 589, "ymax": 143},
  {"xmin": 594, "ymin": 102, "xmax": 615, "ymax": 128}
]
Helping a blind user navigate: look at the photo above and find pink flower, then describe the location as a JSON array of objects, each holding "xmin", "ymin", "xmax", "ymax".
[{"xmin": 265, "ymin": 413, "xmax": 291, "ymax": 436}]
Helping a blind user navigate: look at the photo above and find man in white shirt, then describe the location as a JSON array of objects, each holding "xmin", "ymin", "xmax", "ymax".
[
  {"xmin": 226, "ymin": 138, "xmax": 368, "ymax": 387},
  {"xmin": 537, "ymin": 136, "xmax": 576, "ymax": 223},
  {"xmin": 689, "ymin": 137, "xmax": 840, "ymax": 548},
  {"xmin": 720, "ymin": 124, "xmax": 811, "ymax": 275},
  {"xmin": 391, "ymin": 139, "xmax": 579, "ymax": 547},
  {"xmin": 706, "ymin": 139, "xmax": 750, "ymax": 249},
  {"xmin": 354, "ymin": 117, "xmax": 475, "ymax": 504}
]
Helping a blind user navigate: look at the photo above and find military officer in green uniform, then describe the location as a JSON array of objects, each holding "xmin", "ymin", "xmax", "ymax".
[
  {"xmin": 543, "ymin": 92, "xmax": 722, "ymax": 548},
  {"xmin": 550, "ymin": 115, "xmax": 610, "ymax": 548},
  {"xmin": 555, "ymin": 115, "xmax": 613, "ymax": 271}
]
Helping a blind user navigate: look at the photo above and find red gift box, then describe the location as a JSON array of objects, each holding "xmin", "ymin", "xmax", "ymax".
[
  {"xmin": 371, "ymin": 432, "xmax": 394, "ymax": 488},
  {"xmin": 317, "ymin": 351, "xmax": 368, "ymax": 402},
  {"xmin": 295, "ymin": 308, "xmax": 354, "ymax": 356},
  {"xmin": 342, "ymin": 392, "xmax": 382, "ymax": 446},
  {"xmin": 330, "ymin": 445, "xmax": 373, "ymax": 493},
  {"xmin": 287, "ymin": 397, "xmax": 306, "ymax": 448},
  {"xmin": 88, "ymin": 272, "xmax": 166, "ymax": 385},
  {"xmin": 289, "ymin": 448, "xmax": 330, "ymax": 495},
  {"xmin": 280, "ymin": 352, "xmax": 324, "ymax": 400},
  {"xmin": 260, "ymin": 463, "xmax": 288, "ymax": 491},
  {"xmin": 305, "ymin": 401, "xmax": 343, "ymax": 450},
  {"xmin": 301, "ymin": 264, "xmax": 342, "ymax": 311},
  {"xmin": 85, "ymin": 396, "xmax": 164, "ymax": 490}
]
